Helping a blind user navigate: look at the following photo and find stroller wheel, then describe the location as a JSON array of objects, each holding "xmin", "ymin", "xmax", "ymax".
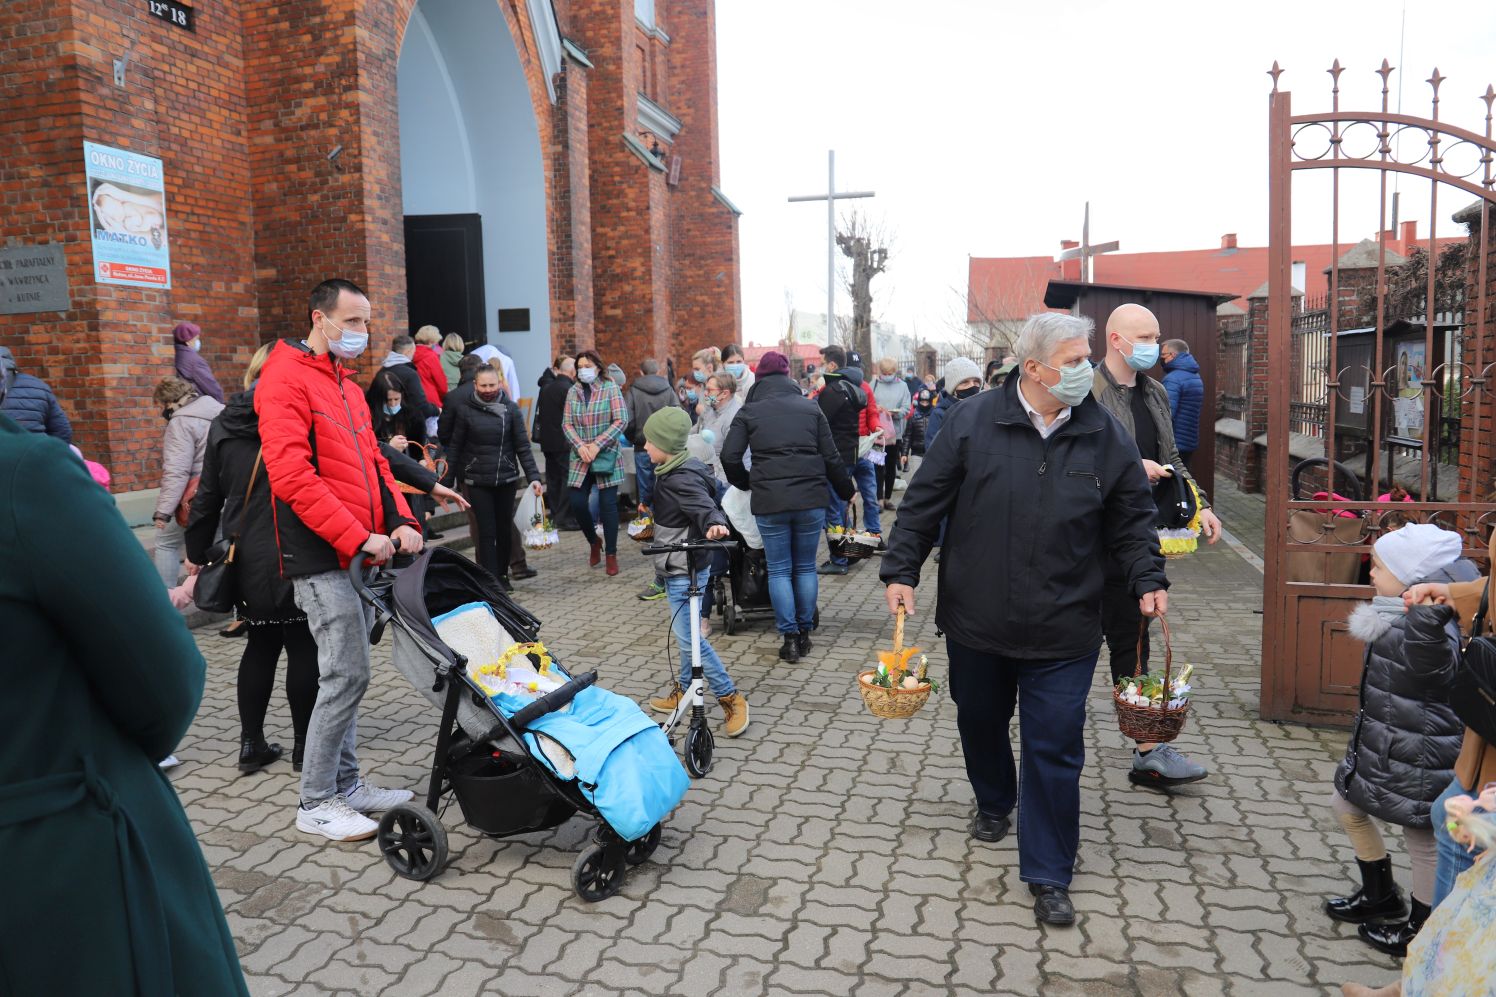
[
  {"xmin": 684, "ymin": 723, "xmax": 714, "ymax": 779},
  {"xmin": 625, "ymin": 823, "xmax": 663, "ymax": 866},
  {"xmin": 723, "ymin": 602, "xmax": 738, "ymax": 635},
  {"xmin": 377, "ymin": 804, "xmax": 448, "ymax": 882},
  {"xmin": 573, "ymin": 842, "xmax": 625, "ymax": 902}
]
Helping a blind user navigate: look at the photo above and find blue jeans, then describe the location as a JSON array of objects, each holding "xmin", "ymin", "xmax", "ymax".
[
  {"xmin": 757, "ymin": 507, "xmax": 826, "ymax": 634},
  {"xmin": 666, "ymin": 569, "xmax": 733, "ymax": 697},
  {"xmin": 1432, "ymin": 775, "xmax": 1480, "ymax": 907},
  {"xmin": 947, "ymin": 639, "xmax": 1100, "ymax": 888},
  {"xmin": 570, "ymin": 475, "xmax": 619, "ymax": 554},
  {"xmin": 634, "ymin": 450, "xmax": 657, "ymax": 509}
]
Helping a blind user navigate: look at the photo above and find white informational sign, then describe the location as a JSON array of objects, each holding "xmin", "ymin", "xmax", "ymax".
[
  {"xmin": 84, "ymin": 141, "xmax": 171, "ymax": 289},
  {"xmin": 1348, "ymin": 386, "xmax": 1365, "ymax": 415}
]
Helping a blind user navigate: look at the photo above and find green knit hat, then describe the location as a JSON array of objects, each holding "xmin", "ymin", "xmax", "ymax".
[{"xmin": 644, "ymin": 406, "xmax": 691, "ymax": 454}]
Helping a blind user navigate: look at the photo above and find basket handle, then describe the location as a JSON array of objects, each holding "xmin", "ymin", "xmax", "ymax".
[
  {"xmin": 893, "ymin": 606, "xmax": 905, "ymax": 656},
  {"xmin": 1133, "ymin": 613, "xmax": 1172, "ymax": 708}
]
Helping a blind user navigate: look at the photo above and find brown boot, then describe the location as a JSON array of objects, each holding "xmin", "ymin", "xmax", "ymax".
[
  {"xmin": 588, "ymin": 538, "xmax": 602, "ymax": 567},
  {"xmin": 649, "ymin": 685, "xmax": 684, "ymax": 714},
  {"xmin": 718, "ymin": 692, "xmax": 750, "ymax": 737},
  {"xmin": 605, "ymin": 554, "xmax": 619, "ymax": 576}
]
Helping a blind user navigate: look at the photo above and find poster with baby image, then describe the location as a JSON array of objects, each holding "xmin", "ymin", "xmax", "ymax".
[{"xmin": 84, "ymin": 141, "xmax": 171, "ymax": 289}]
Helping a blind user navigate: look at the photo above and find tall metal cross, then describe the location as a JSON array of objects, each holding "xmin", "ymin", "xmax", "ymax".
[
  {"xmin": 1055, "ymin": 201, "xmax": 1119, "ymax": 283},
  {"xmin": 788, "ymin": 150, "xmax": 875, "ymax": 344}
]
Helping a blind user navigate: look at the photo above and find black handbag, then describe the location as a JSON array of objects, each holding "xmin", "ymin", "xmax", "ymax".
[
  {"xmin": 193, "ymin": 450, "xmax": 262, "ymax": 615},
  {"xmin": 1457, "ymin": 578, "xmax": 1496, "ymax": 744},
  {"xmin": 1151, "ymin": 465, "xmax": 1197, "ymax": 529}
]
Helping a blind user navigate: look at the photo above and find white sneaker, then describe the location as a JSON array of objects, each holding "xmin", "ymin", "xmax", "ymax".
[
  {"xmin": 344, "ymin": 781, "xmax": 414, "ymax": 814},
  {"xmin": 296, "ymin": 795, "xmax": 378, "ymax": 841},
  {"xmin": 158, "ymin": 754, "xmax": 181, "ymax": 770}
]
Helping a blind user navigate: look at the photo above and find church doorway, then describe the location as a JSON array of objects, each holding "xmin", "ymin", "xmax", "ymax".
[{"xmin": 397, "ymin": 0, "xmax": 550, "ymax": 399}]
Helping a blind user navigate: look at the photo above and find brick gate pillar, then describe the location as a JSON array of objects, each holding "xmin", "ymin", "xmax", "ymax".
[{"xmin": 1456, "ymin": 203, "xmax": 1496, "ymax": 502}]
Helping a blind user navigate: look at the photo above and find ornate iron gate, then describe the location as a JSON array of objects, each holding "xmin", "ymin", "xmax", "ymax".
[{"xmin": 1261, "ymin": 61, "xmax": 1496, "ymax": 724}]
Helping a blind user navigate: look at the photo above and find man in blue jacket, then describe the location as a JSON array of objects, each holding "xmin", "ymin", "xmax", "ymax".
[
  {"xmin": 0, "ymin": 347, "xmax": 72, "ymax": 444},
  {"xmin": 1160, "ymin": 340, "xmax": 1204, "ymax": 470}
]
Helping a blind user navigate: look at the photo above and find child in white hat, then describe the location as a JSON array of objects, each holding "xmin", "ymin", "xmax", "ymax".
[{"xmin": 1326, "ymin": 523, "xmax": 1473, "ymax": 957}]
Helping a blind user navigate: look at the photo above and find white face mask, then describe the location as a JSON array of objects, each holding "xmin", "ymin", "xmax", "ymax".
[
  {"xmin": 190, "ymin": 338, "xmax": 201, "ymax": 352},
  {"xmin": 577, "ymin": 367, "xmax": 598, "ymax": 384},
  {"xmin": 321, "ymin": 317, "xmax": 368, "ymax": 360}
]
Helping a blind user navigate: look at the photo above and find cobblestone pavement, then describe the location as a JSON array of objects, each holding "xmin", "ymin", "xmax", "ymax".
[{"xmin": 173, "ymin": 503, "xmax": 1405, "ymax": 996}]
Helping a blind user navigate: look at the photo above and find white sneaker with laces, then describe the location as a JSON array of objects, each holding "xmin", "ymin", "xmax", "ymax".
[
  {"xmin": 296, "ymin": 795, "xmax": 378, "ymax": 841},
  {"xmin": 344, "ymin": 781, "xmax": 414, "ymax": 814},
  {"xmin": 157, "ymin": 754, "xmax": 181, "ymax": 770}
]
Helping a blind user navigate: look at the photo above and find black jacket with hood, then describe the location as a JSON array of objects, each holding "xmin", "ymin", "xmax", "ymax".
[
  {"xmin": 446, "ymin": 389, "xmax": 542, "ymax": 488},
  {"xmin": 624, "ymin": 374, "xmax": 681, "ymax": 446},
  {"xmin": 536, "ymin": 374, "xmax": 574, "ymax": 453},
  {"xmin": 880, "ymin": 375, "xmax": 1168, "ymax": 660},
  {"xmin": 722, "ymin": 372, "xmax": 854, "ymax": 516},
  {"xmin": 649, "ymin": 457, "xmax": 730, "ymax": 577},
  {"xmin": 1335, "ymin": 564, "xmax": 1474, "ymax": 828},
  {"xmin": 816, "ymin": 369, "xmax": 866, "ymax": 467}
]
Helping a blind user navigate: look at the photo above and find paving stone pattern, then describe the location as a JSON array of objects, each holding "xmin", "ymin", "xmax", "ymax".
[{"xmin": 175, "ymin": 505, "xmax": 1404, "ymax": 995}]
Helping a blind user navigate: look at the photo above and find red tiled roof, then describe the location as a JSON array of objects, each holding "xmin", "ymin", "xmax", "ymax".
[
  {"xmin": 743, "ymin": 343, "xmax": 822, "ymax": 363},
  {"xmin": 969, "ymin": 233, "xmax": 1463, "ymax": 322}
]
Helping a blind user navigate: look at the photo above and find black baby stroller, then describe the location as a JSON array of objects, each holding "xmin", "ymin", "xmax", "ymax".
[
  {"xmin": 351, "ymin": 545, "xmax": 687, "ymax": 901},
  {"xmin": 710, "ymin": 522, "xmax": 821, "ymax": 634}
]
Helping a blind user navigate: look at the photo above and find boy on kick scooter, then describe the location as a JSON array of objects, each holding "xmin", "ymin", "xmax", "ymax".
[{"xmin": 641, "ymin": 408, "xmax": 750, "ymax": 743}]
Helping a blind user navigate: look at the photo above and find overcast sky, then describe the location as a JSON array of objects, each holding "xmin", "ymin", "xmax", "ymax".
[{"xmin": 716, "ymin": 0, "xmax": 1496, "ymax": 350}]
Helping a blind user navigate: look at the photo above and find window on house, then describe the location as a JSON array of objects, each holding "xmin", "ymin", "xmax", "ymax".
[{"xmin": 635, "ymin": 0, "xmax": 654, "ymax": 28}]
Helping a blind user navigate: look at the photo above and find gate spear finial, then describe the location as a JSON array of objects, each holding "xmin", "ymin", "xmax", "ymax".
[{"xmin": 1269, "ymin": 61, "xmax": 1283, "ymax": 93}]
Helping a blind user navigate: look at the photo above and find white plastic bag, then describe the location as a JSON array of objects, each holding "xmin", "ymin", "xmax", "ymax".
[
  {"xmin": 721, "ymin": 487, "xmax": 763, "ymax": 550},
  {"xmin": 515, "ymin": 489, "xmax": 559, "ymax": 550},
  {"xmin": 513, "ymin": 487, "xmax": 541, "ymax": 533}
]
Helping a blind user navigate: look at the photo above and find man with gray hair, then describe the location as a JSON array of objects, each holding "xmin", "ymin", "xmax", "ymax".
[{"xmin": 881, "ymin": 311, "xmax": 1168, "ymax": 927}]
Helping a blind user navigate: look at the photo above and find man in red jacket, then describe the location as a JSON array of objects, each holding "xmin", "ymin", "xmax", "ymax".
[{"xmin": 256, "ymin": 278, "xmax": 426, "ymax": 843}]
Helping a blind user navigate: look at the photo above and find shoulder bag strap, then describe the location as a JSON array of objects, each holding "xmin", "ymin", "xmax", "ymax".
[
  {"xmin": 1473, "ymin": 572, "xmax": 1491, "ymax": 640},
  {"xmin": 230, "ymin": 449, "xmax": 264, "ymax": 543}
]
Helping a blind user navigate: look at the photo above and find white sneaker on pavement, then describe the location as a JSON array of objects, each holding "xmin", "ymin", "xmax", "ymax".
[
  {"xmin": 157, "ymin": 754, "xmax": 181, "ymax": 770},
  {"xmin": 296, "ymin": 795, "xmax": 378, "ymax": 842},
  {"xmin": 344, "ymin": 781, "xmax": 414, "ymax": 814}
]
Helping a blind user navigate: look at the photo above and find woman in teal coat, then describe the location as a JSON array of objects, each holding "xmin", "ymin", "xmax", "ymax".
[{"xmin": 0, "ymin": 411, "xmax": 248, "ymax": 995}]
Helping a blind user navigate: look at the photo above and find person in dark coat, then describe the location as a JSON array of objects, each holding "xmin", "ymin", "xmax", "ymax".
[
  {"xmin": 923, "ymin": 356, "xmax": 982, "ymax": 447},
  {"xmin": 880, "ymin": 312, "xmax": 1167, "ymax": 928},
  {"xmin": 1160, "ymin": 339, "xmax": 1205, "ymax": 469},
  {"xmin": 0, "ymin": 398, "xmax": 249, "ymax": 995},
  {"xmin": 536, "ymin": 356, "xmax": 577, "ymax": 528},
  {"xmin": 172, "ymin": 321, "xmax": 225, "ymax": 402},
  {"xmin": 1326, "ymin": 525, "xmax": 1470, "ymax": 957},
  {"xmin": 446, "ymin": 364, "xmax": 544, "ymax": 589},
  {"xmin": 722, "ymin": 351, "xmax": 854, "ymax": 663},
  {"xmin": 0, "ymin": 346, "xmax": 72, "ymax": 443},
  {"xmin": 364, "ymin": 334, "xmax": 435, "ymax": 422},
  {"xmin": 902, "ymin": 386, "xmax": 935, "ymax": 461}
]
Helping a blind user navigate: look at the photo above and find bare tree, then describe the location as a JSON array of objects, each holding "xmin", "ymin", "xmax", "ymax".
[{"xmin": 836, "ymin": 211, "xmax": 892, "ymax": 363}]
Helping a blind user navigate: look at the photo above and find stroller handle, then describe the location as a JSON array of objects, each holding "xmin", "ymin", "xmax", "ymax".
[
  {"xmin": 507, "ymin": 670, "xmax": 598, "ymax": 730},
  {"xmin": 348, "ymin": 536, "xmax": 410, "ymax": 600},
  {"xmin": 639, "ymin": 538, "xmax": 738, "ymax": 556}
]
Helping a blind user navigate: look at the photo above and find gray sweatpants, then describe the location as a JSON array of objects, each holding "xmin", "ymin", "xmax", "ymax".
[{"xmin": 294, "ymin": 569, "xmax": 373, "ymax": 807}]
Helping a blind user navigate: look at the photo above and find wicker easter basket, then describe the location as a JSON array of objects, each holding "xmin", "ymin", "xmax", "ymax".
[
  {"xmin": 626, "ymin": 517, "xmax": 655, "ymax": 543},
  {"xmin": 856, "ymin": 608, "xmax": 932, "ymax": 719},
  {"xmin": 829, "ymin": 531, "xmax": 884, "ymax": 561},
  {"xmin": 1111, "ymin": 614, "xmax": 1189, "ymax": 744},
  {"xmin": 522, "ymin": 496, "xmax": 560, "ymax": 551}
]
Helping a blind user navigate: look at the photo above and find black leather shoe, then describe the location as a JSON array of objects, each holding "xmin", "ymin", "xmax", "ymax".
[
  {"xmin": 778, "ymin": 634, "xmax": 801, "ymax": 663},
  {"xmin": 237, "ymin": 736, "xmax": 283, "ymax": 774},
  {"xmin": 497, "ymin": 576, "xmax": 514, "ymax": 594},
  {"xmin": 1358, "ymin": 899, "xmax": 1429, "ymax": 957},
  {"xmin": 1029, "ymin": 884, "xmax": 1076, "ymax": 926},
  {"xmin": 969, "ymin": 812, "xmax": 1011, "ymax": 842},
  {"xmin": 512, "ymin": 567, "xmax": 539, "ymax": 581},
  {"xmin": 794, "ymin": 631, "xmax": 813, "ymax": 656}
]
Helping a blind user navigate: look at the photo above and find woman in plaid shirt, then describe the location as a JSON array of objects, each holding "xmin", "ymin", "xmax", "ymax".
[{"xmin": 563, "ymin": 349, "xmax": 629, "ymax": 575}]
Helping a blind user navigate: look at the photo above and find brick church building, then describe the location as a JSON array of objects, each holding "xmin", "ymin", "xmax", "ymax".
[{"xmin": 1, "ymin": 0, "xmax": 741, "ymax": 494}]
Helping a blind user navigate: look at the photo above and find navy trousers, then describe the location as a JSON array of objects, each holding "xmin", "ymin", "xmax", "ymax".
[{"xmin": 946, "ymin": 639, "xmax": 1100, "ymax": 889}]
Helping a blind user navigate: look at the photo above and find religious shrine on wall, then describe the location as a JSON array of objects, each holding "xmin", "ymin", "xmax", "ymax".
[{"xmin": 0, "ymin": 0, "xmax": 742, "ymax": 494}]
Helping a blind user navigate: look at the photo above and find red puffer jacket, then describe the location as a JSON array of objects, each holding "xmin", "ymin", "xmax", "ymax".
[
  {"xmin": 858, "ymin": 382, "xmax": 881, "ymax": 437},
  {"xmin": 413, "ymin": 344, "xmax": 448, "ymax": 407},
  {"xmin": 255, "ymin": 340, "xmax": 416, "ymax": 578}
]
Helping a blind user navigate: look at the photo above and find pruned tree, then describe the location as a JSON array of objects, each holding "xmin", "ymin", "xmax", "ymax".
[{"xmin": 836, "ymin": 211, "xmax": 892, "ymax": 363}]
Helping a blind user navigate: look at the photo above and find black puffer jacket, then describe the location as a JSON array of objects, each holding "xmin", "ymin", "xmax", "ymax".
[
  {"xmin": 649, "ymin": 457, "xmax": 729, "ymax": 577},
  {"xmin": 880, "ymin": 375, "xmax": 1167, "ymax": 660},
  {"xmin": 535, "ymin": 374, "xmax": 574, "ymax": 453},
  {"xmin": 816, "ymin": 371, "xmax": 865, "ymax": 467},
  {"xmin": 1335, "ymin": 580, "xmax": 1472, "ymax": 828},
  {"xmin": 185, "ymin": 390, "xmax": 299, "ymax": 624},
  {"xmin": 722, "ymin": 373, "xmax": 854, "ymax": 516},
  {"xmin": 446, "ymin": 391, "xmax": 541, "ymax": 488}
]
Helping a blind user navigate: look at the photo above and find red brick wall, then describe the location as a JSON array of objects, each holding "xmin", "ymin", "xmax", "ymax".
[
  {"xmin": 548, "ymin": 59, "xmax": 597, "ymax": 357},
  {"xmin": 1458, "ymin": 213, "xmax": 1496, "ymax": 502}
]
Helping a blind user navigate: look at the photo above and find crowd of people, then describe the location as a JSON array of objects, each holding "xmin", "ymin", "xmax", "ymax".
[{"xmin": 3, "ymin": 286, "xmax": 1494, "ymax": 992}]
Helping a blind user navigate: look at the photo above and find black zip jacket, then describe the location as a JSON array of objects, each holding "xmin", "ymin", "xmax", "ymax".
[
  {"xmin": 536, "ymin": 374, "xmax": 574, "ymax": 453},
  {"xmin": 446, "ymin": 390, "xmax": 541, "ymax": 488},
  {"xmin": 722, "ymin": 373, "xmax": 854, "ymax": 516},
  {"xmin": 649, "ymin": 457, "xmax": 730, "ymax": 577},
  {"xmin": 880, "ymin": 375, "xmax": 1168, "ymax": 660},
  {"xmin": 816, "ymin": 371, "xmax": 865, "ymax": 467}
]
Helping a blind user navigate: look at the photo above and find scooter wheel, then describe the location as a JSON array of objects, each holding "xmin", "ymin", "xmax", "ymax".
[
  {"xmin": 723, "ymin": 602, "xmax": 738, "ymax": 635},
  {"xmin": 684, "ymin": 723, "xmax": 714, "ymax": 778}
]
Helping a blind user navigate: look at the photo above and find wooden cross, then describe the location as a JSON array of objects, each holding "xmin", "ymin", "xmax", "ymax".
[{"xmin": 1055, "ymin": 202, "xmax": 1119, "ymax": 283}]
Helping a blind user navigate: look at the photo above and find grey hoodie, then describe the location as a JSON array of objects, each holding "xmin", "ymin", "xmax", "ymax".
[{"xmin": 625, "ymin": 374, "xmax": 680, "ymax": 446}]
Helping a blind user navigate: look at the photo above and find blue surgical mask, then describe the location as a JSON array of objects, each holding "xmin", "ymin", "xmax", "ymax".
[
  {"xmin": 693, "ymin": 369, "xmax": 708, "ymax": 383},
  {"xmin": 1040, "ymin": 360, "xmax": 1092, "ymax": 408},
  {"xmin": 321, "ymin": 317, "xmax": 368, "ymax": 361},
  {"xmin": 686, "ymin": 389, "xmax": 699, "ymax": 404},
  {"xmin": 725, "ymin": 362, "xmax": 746, "ymax": 378},
  {"xmin": 1120, "ymin": 336, "xmax": 1159, "ymax": 371},
  {"xmin": 383, "ymin": 403, "xmax": 401, "ymax": 415}
]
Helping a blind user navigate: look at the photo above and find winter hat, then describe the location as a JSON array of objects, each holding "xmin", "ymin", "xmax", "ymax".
[
  {"xmin": 606, "ymin": 363, "xmax": 627, "ymax": 388},
  {"xmin": 757, "ymin": 351, "xmax": 790, "ymax": 376},
  {"xmin": 644, "ymin": 406, "xmax": 691, "ymax": 455},
  {"xmin": 1373, "ymin": 523, "xmax": 1462, "ymax": 586},
  {"xmin": 943, "ymin": 356, "xmax": 981, "ymax": 388},
  {"xmin": 172, "ymin": 321, "xmax": 201, "ymax": 345}
]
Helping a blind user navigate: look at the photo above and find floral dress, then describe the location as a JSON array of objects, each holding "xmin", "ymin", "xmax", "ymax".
[{"xmin": 1402, "ymin": 853, "xmax": 1496, "ymax": 994}]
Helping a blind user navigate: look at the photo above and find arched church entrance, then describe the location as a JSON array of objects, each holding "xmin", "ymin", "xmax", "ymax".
[{"xmin": 397, "ymin": 0, "xmax": 550, "ymax": 401}]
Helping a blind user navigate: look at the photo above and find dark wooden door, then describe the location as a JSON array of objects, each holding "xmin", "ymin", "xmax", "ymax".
[{"xmin": 404, "ymin": 213, "xmax": 486, "ymax": 348}]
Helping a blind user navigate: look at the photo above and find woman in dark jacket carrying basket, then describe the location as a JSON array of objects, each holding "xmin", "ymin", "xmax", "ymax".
[
  {"xmin": 722, "ymin": 350, "xmax": 854, "ymax": 664},
  {"xmin": 446, "ymin": 363, "xmax": 543, "ymax": 590}
]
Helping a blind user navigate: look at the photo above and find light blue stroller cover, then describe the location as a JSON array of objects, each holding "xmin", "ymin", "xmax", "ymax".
[{"xmin": 432, "ymin": 602, "xmax": 688, "ymax": 842}]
